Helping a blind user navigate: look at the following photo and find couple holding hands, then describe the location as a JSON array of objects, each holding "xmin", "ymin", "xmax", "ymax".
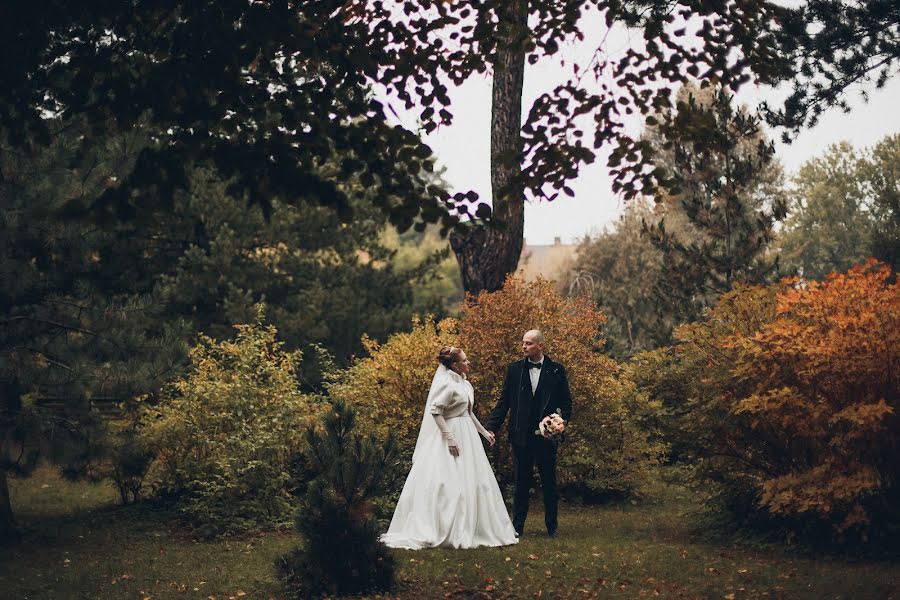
[{"xmin": 381, "ymin": 329, "xmax": 573, "ymax": 550}]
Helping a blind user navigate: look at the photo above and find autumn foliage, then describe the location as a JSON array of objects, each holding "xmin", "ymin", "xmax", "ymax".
[
  {"xmin": 329, "ymin": 316, "xmax": 458, "ymax": 464},
  {"xmin": 460, "ymin": 276, "xmax": 663, "ymax": 498},
  {"xmin": 641, "ymin": 260, "xmax": 899, "ymax": 541},
  {"xmin": 336, "ymin": 277, "xmax": 663, "ymax": 500}
]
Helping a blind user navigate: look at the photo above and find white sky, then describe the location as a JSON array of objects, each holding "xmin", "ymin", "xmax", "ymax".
[{"xmin": 381, "ymin": 17, "xmax": 900, "ymax": 245}]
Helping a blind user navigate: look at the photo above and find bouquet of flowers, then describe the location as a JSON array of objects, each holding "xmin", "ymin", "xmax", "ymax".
[{"xmin": 536, "ymin": 409, "xmax": 565, "ymax": 440}]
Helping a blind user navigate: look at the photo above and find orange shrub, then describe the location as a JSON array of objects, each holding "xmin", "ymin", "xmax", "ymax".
[
  {"xmin": 461, "ymin": 276, "xmax": 664, "ymax": 498},
  {"xmin": 667, "ymin": 260, "xmax": 899, "ymax": 540},
  {"xmin": 728, "ymin": 260, "xmax": 899, "ymax": 533}
]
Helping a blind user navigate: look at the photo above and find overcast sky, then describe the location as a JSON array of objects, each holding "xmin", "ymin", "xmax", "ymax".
[{"xmin": 381, "ymin": 17, "xmax": 900, "ymax": 245}]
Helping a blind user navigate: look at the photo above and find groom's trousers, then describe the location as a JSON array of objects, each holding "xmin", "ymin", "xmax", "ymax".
[{"xmin": 511, "ymin": 438, "xmax": 558, "ymax": 534}]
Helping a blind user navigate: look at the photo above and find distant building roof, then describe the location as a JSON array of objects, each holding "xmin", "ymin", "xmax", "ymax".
[{"xmin": 518, "ymin": 237, "xmax": 578, "ymax": 282}]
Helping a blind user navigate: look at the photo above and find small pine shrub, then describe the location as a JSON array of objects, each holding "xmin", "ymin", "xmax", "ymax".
[{"xmin": 277, "ymin": 401, "xmax": 399, "ymax": 598}]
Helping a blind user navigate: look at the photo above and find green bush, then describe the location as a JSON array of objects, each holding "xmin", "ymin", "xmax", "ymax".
[{"xmin": 141, "ymin": 316, "xmax": 317, "ymax": 536}]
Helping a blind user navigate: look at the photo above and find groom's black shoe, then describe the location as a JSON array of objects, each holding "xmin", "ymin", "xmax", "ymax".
[
  {"xmin": 548, "ymin": 529, "xmax": 559, "ymax": 539},
  {"xmin": 514, "ymin": 528, "xmax": 522, "ymax": 538}
]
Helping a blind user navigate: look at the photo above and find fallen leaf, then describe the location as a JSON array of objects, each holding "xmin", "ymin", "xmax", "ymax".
[{"xmin": 528, "ymin": 554, "xmax": 539, "ymax": 560}]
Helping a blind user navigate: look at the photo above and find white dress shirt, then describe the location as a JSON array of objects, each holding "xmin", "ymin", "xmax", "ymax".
[{"xmin": 527, "ymin": 358, "xmax": 543, "ymax": 395}]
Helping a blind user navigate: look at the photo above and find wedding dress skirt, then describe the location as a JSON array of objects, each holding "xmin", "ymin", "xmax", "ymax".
[{"xmin": 380, "ymin": 413, "xmax": 519, "ymax": 549}]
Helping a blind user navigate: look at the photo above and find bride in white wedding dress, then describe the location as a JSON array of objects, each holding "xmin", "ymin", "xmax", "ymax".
[{"xmin": 380, "ymin": 346, "xmax": 519, "ymax": 549}]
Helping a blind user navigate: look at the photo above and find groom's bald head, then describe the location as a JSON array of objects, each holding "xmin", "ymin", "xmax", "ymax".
[
  {"xmin": 524, "ymin": 329, "xmax": 544, "ymax": 343},
  {"xmin": 522, "ymin": 329, "xmax": 545, "ymax": 361}
]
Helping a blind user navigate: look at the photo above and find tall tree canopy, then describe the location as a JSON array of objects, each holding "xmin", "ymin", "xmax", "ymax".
[
  {"xmin": 0, "ymin": 1, "xmax": 452, "ymax": 232},
  {"xmin": 1, "ymin": 0, "xmax": 797, "ymax": 294},
  {"xmin": 764, "ymin": 0, "xmax": 900, "ymax": 137},
  {"xmin": 2, "ymin": 2, "xmax": 894, "ymax": 293},
  {"xmin": 779, "ymin": 134, "xmax": 900, "ymax": 278},
  {"xmin": 643, "ymin": 85, "xmax": 787, "ymax": 324}
]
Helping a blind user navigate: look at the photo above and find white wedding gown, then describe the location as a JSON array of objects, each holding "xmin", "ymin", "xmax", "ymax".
[{"xmin": 380, "ymin": 365, "xmax": 519, "ymax": 549}]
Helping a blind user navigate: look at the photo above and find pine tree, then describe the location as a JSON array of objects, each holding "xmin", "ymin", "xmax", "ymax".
[
  {"xmin": 153, "ymin": 167, "xmax": 448, "ymax": 389},
  {"xmin": 0, "ymin": 124, "xmax": 187, "ymax": 538},
  {"xmin": 643, "ymin": 86, "xmax": 787, "ymax": 324},
  {"xmin": 277, "ymin": 401, "xmax": 399, "ymax": 598}
]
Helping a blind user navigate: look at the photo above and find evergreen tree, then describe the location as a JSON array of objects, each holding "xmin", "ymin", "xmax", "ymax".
[
  {"xmin": 0, "ymin": 125, "xmax": 187, "ymax": 538},
  {"xmin": 154, "ymin": 167, "xmax": 447, "ymax": 388},
  {"xmin": 277, "ymin": 401, "xmax": 398, "ymax": 598},
  {"xmin": 643, "ymin": 86, "xmax": 787, "ymax": 323},
  {"xmin": 764, "ymin": 0, "xmax": 900, "ymax": 138},
  {"xmin": 566, "ymin": 199, "xmax": 672, "ymax": 358}
]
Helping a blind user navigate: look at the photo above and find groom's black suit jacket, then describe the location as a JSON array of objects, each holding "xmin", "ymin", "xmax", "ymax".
[{"xmin": 487, "ymin": 356, "xmax": 573, "ymax": 447}]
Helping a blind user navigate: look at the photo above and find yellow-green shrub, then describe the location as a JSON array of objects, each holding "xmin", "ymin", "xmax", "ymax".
[
  {"xmin": 329, "ymin": 316, "xmax": 457, "ymax": 464},
  {"xmin": 141, "ymin": 318, "xmax": 317, "ymax": 535}
]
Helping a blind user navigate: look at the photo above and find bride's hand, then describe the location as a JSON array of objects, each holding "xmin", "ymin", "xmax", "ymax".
[
  {"xmin": 484, "ymin": 431, "xmax": 495, "ymax": 447},
  {"xmin": 448, "ymin": 442, "xmax": 460, "ymax": 457}
]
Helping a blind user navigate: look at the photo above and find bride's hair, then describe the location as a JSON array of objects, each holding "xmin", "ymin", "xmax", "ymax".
[{"xmin": 437, "ymin": 345, "xmax": 463, "ymax": 368}]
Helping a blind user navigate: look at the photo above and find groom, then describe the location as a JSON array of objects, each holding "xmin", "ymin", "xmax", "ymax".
[{"xmin": 487, "ymin": 329, "xmax": 572, "ymax": 538}]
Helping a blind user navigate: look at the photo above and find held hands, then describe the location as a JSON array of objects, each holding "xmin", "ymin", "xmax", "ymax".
[{"xmin": 481, "ymin": 430, "xmax": 496, "ymax": 447}]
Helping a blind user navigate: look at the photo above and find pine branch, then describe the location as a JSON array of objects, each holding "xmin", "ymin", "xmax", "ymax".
[{"xmin": 2, "ymin": 316, "xmax": 96, "ymax": 336}]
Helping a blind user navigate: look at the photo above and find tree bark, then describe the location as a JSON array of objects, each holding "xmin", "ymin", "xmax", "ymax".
[
  {"xmin": 450, "ymin": 1, "xmax": 528, "ymax": 295},
  {"xmin": 0, "ymin": 468, "xmax": 13, "ymax": 540}
]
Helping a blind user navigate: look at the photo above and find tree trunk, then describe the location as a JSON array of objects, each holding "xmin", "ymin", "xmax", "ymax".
[
  {"xmin": 0, "ymin": 468, "xmax": 13, "ymax": 540},
  {"xmin": 450, "ymin": 1, "xmax": 528, "ymax": 295}
]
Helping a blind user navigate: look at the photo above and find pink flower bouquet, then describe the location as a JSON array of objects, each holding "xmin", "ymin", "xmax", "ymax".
[{"xmin": 536, "ymin": 409, "xmax": 565, "ymax": 439}]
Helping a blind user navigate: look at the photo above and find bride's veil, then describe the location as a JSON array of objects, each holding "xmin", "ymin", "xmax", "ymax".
[{"xmin": 410, "ymin": 363, "xmax": 450, "ymax": 465}]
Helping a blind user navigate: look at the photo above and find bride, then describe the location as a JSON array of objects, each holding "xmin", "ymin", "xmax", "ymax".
[{"xmin": 380, "ymin": 346, "xmax": 519, "ymax": 549}]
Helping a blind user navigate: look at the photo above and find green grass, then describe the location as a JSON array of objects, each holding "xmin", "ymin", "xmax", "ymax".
[{"xmin": 2, "ymin": 467, "xmax": 898, "ymax": 599}]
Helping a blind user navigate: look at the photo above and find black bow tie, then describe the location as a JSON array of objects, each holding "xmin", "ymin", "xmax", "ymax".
[{"xmin": 528, "ymin": 362, "xmax": 542, "ymax": 369}]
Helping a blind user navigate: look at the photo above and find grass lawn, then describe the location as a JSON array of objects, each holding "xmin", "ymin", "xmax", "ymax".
[{"xmin": 2, "ymin": 465, "xmax": 898, "ymax": 599}]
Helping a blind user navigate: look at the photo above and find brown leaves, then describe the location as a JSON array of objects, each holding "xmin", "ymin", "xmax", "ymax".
[
  {"xmin": 670, "ymin": 259, "xmax": 899, "ymax": 538},
  {"xmin": 460, "ymin": 275, "xmax": 662, "ymax": 493}
]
